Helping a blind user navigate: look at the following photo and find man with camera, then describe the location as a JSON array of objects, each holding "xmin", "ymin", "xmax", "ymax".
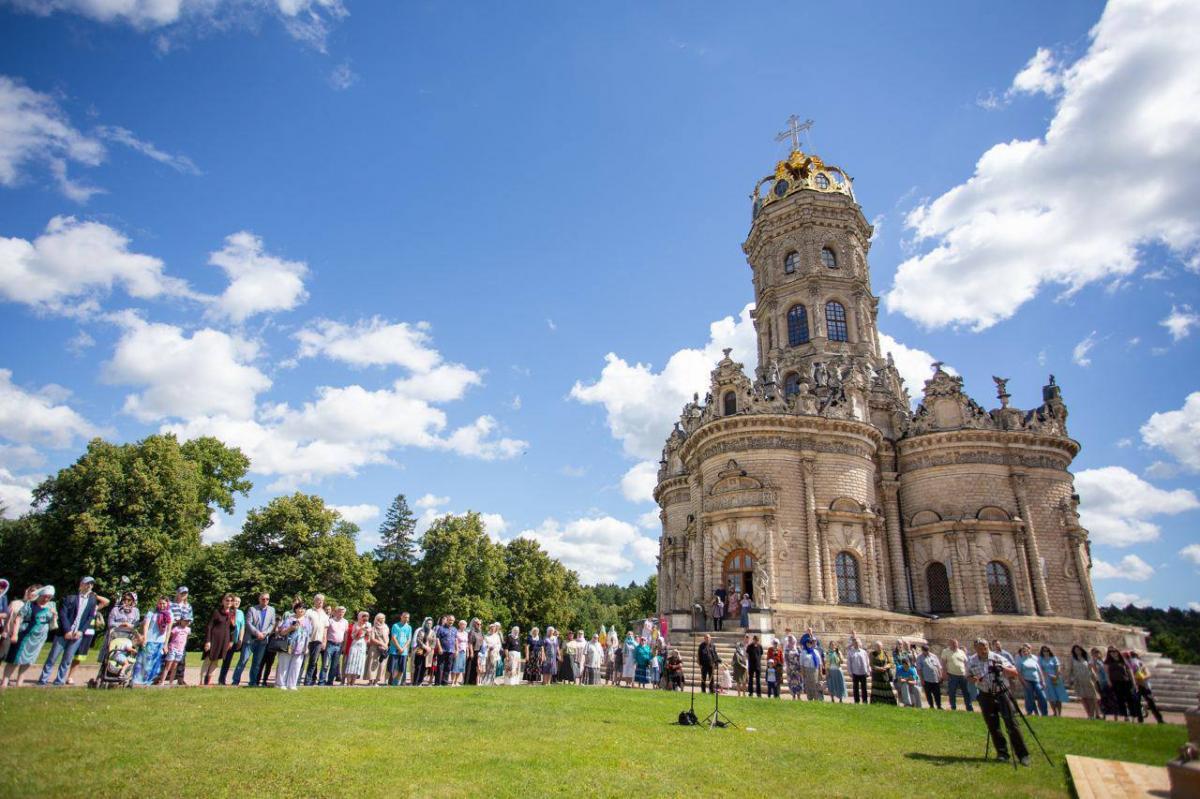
[{"xmin": 967, "ymin": 637, "xmax": 1030, "ymax": 766}]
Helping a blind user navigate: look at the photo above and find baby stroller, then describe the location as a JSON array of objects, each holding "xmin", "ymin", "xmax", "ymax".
[{"xmin": 89, "ymin": 627, "xmax": 139, "ymax": 689}]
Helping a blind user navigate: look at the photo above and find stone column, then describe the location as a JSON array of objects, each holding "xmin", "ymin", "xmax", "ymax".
[
  {"xmin": 881, "ymin": 477, "xmax": 910, "ymax": 611},
  {"xmin": 944, "ymin": 531, "xmax": 969, "ymax": 615},
  {"xmin": 802, "ymin": 457, "xmax": 826, "ymax": 603},
  {"xmin": 702, "ymin": 523, "xmax": 714, "ymax": 603},
  {"xmin": 864, "ymin": 522, "xmax": 881, "ymax": 608},
  {"xmin": 766, "ymin": 525, "xmax": 779, "ymax": 605},
  {"xmin": 1011, "ymin": 472, "xmax": 1054, "ymax": 616},
  {"xmin": 818, "ymin": 516, "xmax": 834, "ymax": 602},
  {"xmin": 965, "ymin": 530, "xmax": 990, "ymax": 613},
  {"xmin": 1069, "ymin": 532, "xmax": 1102, "ymax": 621},
  {"xmin": 1012, "ymin": 530, "xmax": 1037, "ymax": 616}
]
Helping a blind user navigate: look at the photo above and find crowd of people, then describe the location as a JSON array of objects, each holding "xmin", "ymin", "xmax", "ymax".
[
  {"xmin": 695, "ymin": 629, "xmax": 1166, "ymax": 725},
  {"xmin": 0, "ymin": 575, "xmax": 1171, "ymax": 730}
]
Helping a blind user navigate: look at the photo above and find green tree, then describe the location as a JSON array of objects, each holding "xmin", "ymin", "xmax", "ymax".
[
  {"xmin": 372, "ymin": 493, "xmax": 418, "ymax": 617},
  {"xmin": 500, "ymin": 537, "xmax": 581, "ymax": 631},
  {"xmin": 230, "ymin": 493, "xmax": 377, "ymax": 611},
  {"xmin": 409, "ymin": 512, "xmax": 505, "ymax": 623},
  {"xmin": 29, "ymin": 434, "xmax": 251, "ymax": 600}
]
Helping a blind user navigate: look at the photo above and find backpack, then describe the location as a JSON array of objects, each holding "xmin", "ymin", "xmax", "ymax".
[{"xmin": 677, "ymin": 709, "xmax": 698, "ymax": 726}]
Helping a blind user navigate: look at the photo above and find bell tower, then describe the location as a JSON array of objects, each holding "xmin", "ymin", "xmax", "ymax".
[{"xmin": 742, "ymin": 120, "xmax": 881, "ymax": 395}]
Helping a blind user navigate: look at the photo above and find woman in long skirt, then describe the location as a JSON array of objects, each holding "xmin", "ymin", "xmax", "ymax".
[
  {"xmin": 1068, "ymin": 644, "xmax": 1099, "ymax": 719},
  {"xmin": 523, "ymin": 628, "xmax": 543, "ymax": 683},
  {"xmin": 786, "ymin": 646, "xmax": 804, "ymax": 699},
  {"xmin": 503, "ymin": 626, "xmax": 522, "ymax": 685},
  {"xmin": 343, "ymin": 612, "xmax": 369, "ymax": 686},
  {"xmin": 2, "ymin": 586, "xmax": 57, "ymax": 688},
  {"xmin": 825, "ymin": 644, "xmax": 847, "ymax": 702},
  {"xmin": 869, "ymin": 641, "xmax": 897, "ymax": 705},
  {"xmin": 633, "ymin": 637, "xmax": 653, "ymax": 688},
  {"xmin": 1039, "ymin": 645, "xmax": 1068, "ymax": 717},
  {"xmin": 621, "ymin": 633, "xmax": 637, "ymax": 687},
  {"xmin": 130, "ymin": 596, "xmax": 171, "ymax": 687}
]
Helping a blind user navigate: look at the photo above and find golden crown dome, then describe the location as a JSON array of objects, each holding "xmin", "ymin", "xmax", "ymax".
[{"xmin": 751, "ymin": 148, "xmax": 854, "ymax": 218}]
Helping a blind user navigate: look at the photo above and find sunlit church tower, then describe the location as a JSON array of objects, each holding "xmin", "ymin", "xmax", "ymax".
[{"xmin": 654, "ymin": 119, "xmax": 1139, "ymax": 650}]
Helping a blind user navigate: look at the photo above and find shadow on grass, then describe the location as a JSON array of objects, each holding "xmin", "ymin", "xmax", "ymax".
[{"xmin": 904, "ymin": 752, "xmax": 1000, "ymax": 766}]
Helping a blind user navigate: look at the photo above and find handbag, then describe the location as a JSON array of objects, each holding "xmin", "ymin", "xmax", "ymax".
[{"xmin": 267, "ymin": 633, "xmax": 290, "ymax": 653}]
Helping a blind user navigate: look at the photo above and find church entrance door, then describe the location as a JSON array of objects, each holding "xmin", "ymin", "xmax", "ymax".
[{"xmin": 723, "ymin": 549, "xmax": 757, "ymax": 602}]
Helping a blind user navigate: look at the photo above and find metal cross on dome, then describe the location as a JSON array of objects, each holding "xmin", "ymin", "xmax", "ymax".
[{"xmin": 775, "ymin": 115, "xmax": 813, "ymax": 152}]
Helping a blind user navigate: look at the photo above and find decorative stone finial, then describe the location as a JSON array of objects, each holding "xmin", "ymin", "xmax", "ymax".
[{"xmin": 992, "ymin": 375, "xmax": 1011, "ymax": 408}]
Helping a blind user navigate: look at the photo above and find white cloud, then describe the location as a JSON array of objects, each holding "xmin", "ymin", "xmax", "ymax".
[
  {"xmin": 637, "ymin": 508, "xmax": 660, "ymax": 530},
  {"xmin": 1010, "ymin": 47, "xmax": 1063, "ymax": 97},
  {"xmin": 415, "ymin": 493, "xmax": 448, "ymax": 510},
  {"xmin": 0, "ymin": 367, "xmax": 96, "ymax": 447},
  {"xmin": 887, "ymin": 0, "xmax": 1200, "ymax": 330},
  {"xmin": 0, "ymin": 216, "xmax": 191, "ymax": 313},
  {"xmin": 1091, "ymin": 554, "xmax": 1155, "ymax": 581},
  {"xmin": 877, "ymin": 331, "xmax": 948, "ymax": 402},
  {"xmin": 479, "ymin": 512, "xmax": 508, "ymax": 538},
  {"xmin": 1161, "ymin": 304, "xmax": 1200, "ymax": 342},
  {"xmin": 331, "ymin": 503, "xmax": 380, "ymax": 525},
  {"xmin": 1103, "ymin": 591, "xmax": 1151, "ymax": 608},
  {"xmin": 560, "ymin": 465, "xmax": 586, "ymax": 478},
  {"xmin": 0, "ymin": 75, "xmax": 103, "ymax": 199},
  {"xmin": 620, "ymin": 460, "xmax": 658, "ymax": 504},
  {"xmin": 329, "ymin": 62, "xmax": 358, "ymax": 91},
  {"xmin": 103, "ymin": 313, "xmax": 271, "ymax": 422},
  {"xmin": 8, "ymin": 0, "xmax": 348, "ymax": 50},
  {"xmin": 96, "ymin": 125, "xmax": 199, "ymax": 174},
  {"xmin": 294, "ymin": 317, "xmax": 443, "ymax": 372},
  {"xmin": 1141, "ymin": 392, "xmax": 1200, "ymax": 472},
  {"xmin": 1189, "ymin": 601, "xmax": 1200, "ymax": 612},
  {"xmin": 0, "ymin": 467, "xmax": 41, "ymax": 516},
  {"xmin": 1075, "ymin": 466, "xmax": 1200, "ymax": 547},
  {"xmin": 1180, "ymin": 544, "xmax": 1200, "ymax": 569},
  {"xmin": 516, "ymin": 516, "xmax": 657, "ymax": 584},
  {"xmin": 1072, "ymin": 331, "xmax": 1098, "ymax": 367},
  {"xmin": 207, "ymin": 232, "xmax": 308, "ymax": 323},
  {"xmin": 571, "ymin": 302, "xmax": 756, "ymax": 460},
  {"xmin": 202, "ymin": 509, "xmax": 241, "ymax": 544},
  {"xmin": 437, "ymin": 415, "xmax": 525, "ymax": 461}
]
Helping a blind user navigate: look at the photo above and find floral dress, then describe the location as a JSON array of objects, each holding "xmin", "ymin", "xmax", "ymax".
[
  {"xmin": 344, "ymin": 623, "xmax": 368, "ymax": 676},
  {"xmin": 523, "ymin": 635, "xmax": 543, "ymax": 682},
  {"xmin": 786, "ymin": 648, "xmax": 804, "ymax": 697}
]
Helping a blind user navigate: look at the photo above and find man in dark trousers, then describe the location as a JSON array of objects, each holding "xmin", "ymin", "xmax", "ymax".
[
  {"xmin": 38, "ymin": 576, "xmax": 103, "ymax": 686},
  {"xmin": 434, "ymin": 615, "xmax": 457, "ymax": 685},
  {"xmin": 465, "ymin": 618, "xmax": 483, "ymax": 685},
  {"xmin": 746, "ymin": 634, "xmax": 764, "ymax": 697},
  {"xmin": 697, "ymin": 633, "xmax": 720, "ymax": 693},
  {"xmin": 967, "ymin": 638, "xmax": 1030, "ymax": 766}
]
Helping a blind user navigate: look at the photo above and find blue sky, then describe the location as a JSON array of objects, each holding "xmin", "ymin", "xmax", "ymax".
[{"xmin": 1, "ymin": 0, "xmax": 1197, "ymax": 604}]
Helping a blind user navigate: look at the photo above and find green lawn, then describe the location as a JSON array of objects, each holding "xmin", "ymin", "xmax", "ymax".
[{"xmin": 0, "ymin": 686, "xmax": 1181, "ymax": 798}]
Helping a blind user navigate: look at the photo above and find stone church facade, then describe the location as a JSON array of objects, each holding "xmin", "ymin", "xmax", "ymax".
[{"xmin": 654, "ymin": 144, "xmax": 1143, "ymax": 650}]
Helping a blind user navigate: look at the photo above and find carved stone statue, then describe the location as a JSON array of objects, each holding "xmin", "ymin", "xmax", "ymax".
[
  {"xmin": 812, "ymin": 361, "xmax": 828, "ymax": 387},
  {"xmin": 754, "ymin": 568, "xmax": 771, "ymax": 608},
  {"xmin": 769, "ymin": 359, "xmax": 781, "ymax": 386}
]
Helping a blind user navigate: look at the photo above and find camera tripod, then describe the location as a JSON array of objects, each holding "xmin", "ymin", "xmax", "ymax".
[
  {"xmin": 700, "ymin": 672, "xmax": 737, "ymax": 730},
  {"xmin": 981, "ymin": 671, "xmax": 1054, "ymax": 768}
]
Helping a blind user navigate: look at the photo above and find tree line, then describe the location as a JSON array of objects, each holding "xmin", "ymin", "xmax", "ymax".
[
  {"xmin": 0, "ymin": 434, "xmax": 655, "ymax": 637},
  {"xmin": 1101, "ymin": 603, "xmax": 1200, "ymax": 665}
]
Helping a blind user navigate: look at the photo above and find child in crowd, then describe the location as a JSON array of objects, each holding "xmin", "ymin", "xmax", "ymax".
[
  {"xmin": 766, "ymin": 658, "xmax": 780, "ymax": 698},
  {"xmin": 719, "ymin": 666, "xmax": 733, "ymax": 694},
  {"xmin": 159, "ymin": 617, "xmax": 189, "ymax": 685}
]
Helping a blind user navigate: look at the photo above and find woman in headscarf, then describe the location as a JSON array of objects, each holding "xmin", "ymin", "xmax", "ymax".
[
  {"xmin": 523, "ymin": 626, "xmax": 543, "ymax": 684},
  {"xmin": 585, "ymin": 633, "xmax": 604, "ymax": 685},
  {"xmin": 825, "ymin": 643, "xmax": 847, "ymax": 702},
  {"xmin": 1, "ymin": 585, "xmax": 57, "ymax": 688},
  {"xmin": 801, "ymin": 637, "xmax": 824, "ymax": 701},
  {"xmin": 869, "ymin": 641, "xmax": 897, "ymax": 705},
  {"xmin": 502, "ymin": 625, "xmax": 522, "ymax": 685},
  {"xmin": 129, "ymin": 596, "xmax": 171, "ymax": 686},
  {"xmin": 0, "ymin": 580, "xmax": 21, "ymax": 662},
  {"xmin": 451, "ymin": 619, "xmax": 469, "ymax": 685},
  {"xmin": 542, "ymin": 626, "xmax": 561, "ymax": 685},
  {"xmin": 201, "ymin": 593, "xmax": 236, "ymax": 685},
  {"xmin": 786, "ymin": 641, "xmax": 804, "ymax": 699},
  {"xmin": 343, "ymin": 611, "xmax": 370, "ymax": 686},
  {"xmin": 732, "ymin": 638, "xmax": 748, "ymax": 697},
  {"xmin": 621, "ymin": 631, "xmax": 637, "ymax": 687},
  {"xmin": 480, "ymin": 622, "xmax": 502, "ymax": 685},
  {"xmin": 275, "ymin": 599, "xmax": 312, "ymax": 690},
  {"xmin": 1067, "ymin": 644, "xmax": 1100, "ymax": 719},
  {"xmin": 633, "ymin": 636, "xmax": 653, "ymax": 689},
  {"xmin": 366, "ymin": 613, "xmax": 390, "ymax": 686},
  {"xmin": 411, "ymin": 617, "xmax": 434, "ymax": 686}
]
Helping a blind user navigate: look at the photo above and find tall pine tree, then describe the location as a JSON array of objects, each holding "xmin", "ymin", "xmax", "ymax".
[{"xmin": 372, "ymin": 493, "xmax": 418, "ymax": 617}]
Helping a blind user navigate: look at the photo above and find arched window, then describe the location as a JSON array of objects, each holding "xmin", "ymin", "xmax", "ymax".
[
  {"xmin": 820, "ymin": 247, "xmax": 837, "ymax": 269},
  {"xmin": 783, "ymin": 372, "xmax": 801, "ymax": 397},
  {"xmin": 787, "ymin": 304, "xmax": 809, "ymax": 347},
  {"xmin": 986, "ymin": 561, "xmax": 1018, "ymax": 614},
  {"xmin": 926, "ymin": 562, "xmax": 953, "ymax": 614},
  {"xmin": 814, "ymin": 173, "xmax": 830, "ymax": 190},
  {"xmin": 835, "ymin": 551, "xmax": 862, "ymax": 605},
  {"xmin": 825, "ymin": 301, "xmax": 848, "ymax": 342},
  {"xmin": 784, "ymin": 251, "xmax": 799, "ymax": 274},
  {"xmin": 723, "ymin": 391, "xmax": 737, "ymax": 416},
  {"xmin": 723, "ymin": 549, "xmax": 756, "ymax": 598}
]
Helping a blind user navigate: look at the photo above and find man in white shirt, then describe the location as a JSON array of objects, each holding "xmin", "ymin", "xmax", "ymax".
[
  {"xmin": 967, "ymin": 638, "xmax": 1029, "ymax": 766},
  {"xmin": 302, "ymin": 594, "xmax": 330, "ymax": 686},
  {"xmin": 846, "ymin": 638, "xmax": 870, "ymax": 704},
  {"xmin": 941, "ymin": 638, "xmax": 973, "ymax": 712}
]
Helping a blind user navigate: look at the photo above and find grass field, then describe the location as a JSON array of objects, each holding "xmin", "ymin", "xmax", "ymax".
[{"xmin": 0, "ymin": 685, "xmax": 1182, "ymax": 798}]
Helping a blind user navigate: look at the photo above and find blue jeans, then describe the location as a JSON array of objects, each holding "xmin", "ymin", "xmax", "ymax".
[
  {"xmin": 948, "ymin": 674, "xmax": 974, "ymax": 711},
  {"xmin": 321, "ymin": 642, "xmax": 342, "ymax": 685},
  {"xmin": 1024, "ymin": 681, "xmax": 1049, "ymax": 716},
  {"xmin": 740, "ymin": 608, "xmax": 750, "ymax": 627},
  {"xmin": 38, "ymin": 635, "xmax": 83, "ymax": 685},
  {"xmin": 303, "ymin": 641, "xmax": 325, "ymax": 685},
  {"xmin": 234, "ymin": 638, "xmax": 267, "ymax": 685},
  {"xmin": 388, "ymin": 652, "xmax": 408, "ymax": 685}
]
